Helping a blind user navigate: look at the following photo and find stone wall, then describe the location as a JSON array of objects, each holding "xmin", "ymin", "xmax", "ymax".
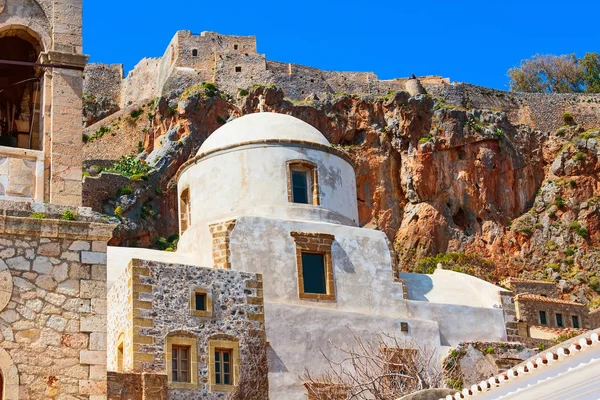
[
  {"xmin": 591, "ymin": 309, "xmax": 600, "ymax": 329},
  {"xmin": 515, "ymin": 296, "xmax": 590, "ymax": 329},
  {"xmin": 121, "ymin": 58, "xmax": 161, "ymax": 107},
  {"xmin": 440, "ymin": 83, "xmax": 600, "ymax": 134},
  {"xmin": 84, "ymin": 64, "xmax": 123, "ymax": 104},
  {"xmin": 107, "ymin": 259, "xmax": 267, "ymax": 399},
  {"xmin": 107, "ymin": 371, "xmax": 167, "ymax": 399},
  {"xmin": 501, "ymin": 279, "xmax": 560, "ymax": 297},
  {"xmin": 0, "ymin": 214, "xmax": 114, "ymax": 399}
]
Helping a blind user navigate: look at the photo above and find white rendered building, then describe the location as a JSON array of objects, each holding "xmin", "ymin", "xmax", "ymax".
[{"xmin": 108, "ymin": 112, "xmax": 510, "ymax": 398}]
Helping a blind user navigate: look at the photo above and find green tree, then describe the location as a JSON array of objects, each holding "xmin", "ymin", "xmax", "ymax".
[
  {"xmin": 581, "ymin": 52, "xmax": 600, "ymax": 93},
  {"xmin": 508, "ymin": 54, "xmax": 584, "ymax": 93}
]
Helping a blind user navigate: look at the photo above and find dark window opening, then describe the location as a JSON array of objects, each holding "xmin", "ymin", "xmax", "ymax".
[
  {"xmin": 572, "ymin": 315, "xmax": 579, "ymax": 329},
  {"xmin": 301, "ymin": 252, "xmax": 326, "ymax": 294},
  {"xmin": 539, "ymin": 311, "xmax": 547, "ymax": 325},
  {"xmin": 215, "ymin": 348, "xmax": 233, "ymax": 385},
  {"xmin": 172, "ymin": 345, "xmax": 190, "ymax": 383},
  {"xmin": 291, "ymin": 170, "xmax": 309, "ymax": 204},
  {"xmin": 195, "ymin": 293, "xmax": 206, "ymax": 311},
  {"xmin": 0, "ymin": 34, "xmax": 43, "ymax": 150},
  {"xmin": 235, "ymin": 66, "xmax": 242, "ymax": 73},
  {"xmin": 192, "ymin": 49, "xmax": 198, "ymax": 57},
  {"xmin": 556, "ymin": 313, "xmax": 564, "ymax": 327},
  {"xmin": 234, "ymin": 44, "xmax": 239, "ymax": 50}
]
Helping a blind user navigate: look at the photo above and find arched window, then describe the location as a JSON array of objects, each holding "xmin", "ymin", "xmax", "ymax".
[
  {"xmin": 192, "ymin": 49, "xmax": 198, "ymax": 57},
  {"xmin": 180, "ymin": 188, "xmax": 191, "ymax": 234},
  {"xmin": 116, "ymin": 332, "xmax": 125, "ymax": 372},
  {"xmin": 165, "ymin": 333, "xmax": 198, "ymax": 389},
  {"xmin": 286, "ymin": 160, "xmax": 319, "ymax": 205}
]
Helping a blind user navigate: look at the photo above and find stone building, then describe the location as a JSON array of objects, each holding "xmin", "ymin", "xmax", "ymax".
[
  {"xmin": 0, "ymin": 0, "xmax": 87, "ymax": 206},
  {"xmin": 108, "ymin": 112, "xmax": 510, "ymax": 399},
  {"xmin": 84, "ymin": 30, "xmax": 450, "ymax": 108},
  {"xmin": 501, "ymin": 278, "xmax": 596, "ymax": 342}
]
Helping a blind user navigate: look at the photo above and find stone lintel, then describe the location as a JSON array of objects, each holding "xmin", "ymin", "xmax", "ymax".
[{"xmin": 41, "ymin": 51, "xmax": 90, "ymax": 69}]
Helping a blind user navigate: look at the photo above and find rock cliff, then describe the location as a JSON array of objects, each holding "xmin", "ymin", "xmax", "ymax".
[{"xmin": 82, "ymin": 83, "xmax": 600, "ymax": 306}]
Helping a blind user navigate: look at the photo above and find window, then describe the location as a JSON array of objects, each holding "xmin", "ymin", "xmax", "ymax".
[
  {"xmin": 166, "ymin": 336, "xmax": 198, "ymax": 388},
  {"xmin": 291, "ymin": 232, "xmax": 335, "ymax": 301},
  {"xmin": 235, "ymin": 66, "xmax": 242, "ymax": 73},
  {"xmin": 572, "ymin": 315, "xmax": 580, "ymax": 329},
  {"xmin": 180, "ymin": 188, "xmax": 191, "ymax": 234},
  {"xmin": 195, "ymin": 293, "xmax": 206, "ymax": 311},
  {"xmin": 291, "ymin": 170, "xmax": 309, "ymax": 204},
  {"xmin": 172, "ymin": 345, "xmax": 190, "ymax": 383},
  {"xmin": 539, "ymin": 310, "xmax": 547, "ymax": 325},
  {"xmin": 234, "ymin": 44, "xmax": 239, "ymax": 50},
  {"xmin": 287, "ymin": 160, "xmax": 319, "ymax": 205},
  {"xmin": 301, "ymin": 253, "xmax": 326, "ymax": 294},
  {"xmin": 556, "ymin": 313, "xmax": 564, "ymax": 327},
  {"xmin": 214, "ymin": 348, "xmax": 232, "ymax": 385},
  {"xmin": 305, "ymin": 382, "xmax": 348, "ymax": 400},
  {"xmin": 209, "ymin": 339, "xmax": 240, "ymax": 392},
  {"xmin": 117, "ymin": 343, "xmax": 124, "ymax": 372},
  {"xmin": 189, "ymin": 287, "xmax": 213, "ymax": 317},
  {"xmin": 192, "ymin": 49, "xmax": 198, "ymax": 57}
]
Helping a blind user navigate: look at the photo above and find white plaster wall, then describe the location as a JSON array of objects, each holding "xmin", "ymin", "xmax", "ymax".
[
  {"xmin": 177, "ymin": 145, "xmax": 359, "ymax": 252},
  {"xmin": 265, "ymin": 302, "xmax": 441, "ymax": 400},
  {"xmin": 228, "ymin": 216, "xmax": 405, "ymax": 316},
  {"xmin": 400, "ymin": 269, "xmax": 505, "ymax": 308}
]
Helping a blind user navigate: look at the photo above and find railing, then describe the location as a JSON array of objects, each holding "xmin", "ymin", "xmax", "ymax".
[{"xmin": 0, "ymin": 146, "xmax": 44, "ymax": 202}]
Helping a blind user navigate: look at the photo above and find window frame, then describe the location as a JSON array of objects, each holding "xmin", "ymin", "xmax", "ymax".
[
  {"xmin": 286, "ymin": 160, "xmax": 319, "ymax": 206},
  {"xmin": 116, "ymin": 332, "xmax": 125, "ymax": 372},
  {"xmin": 291, "ymin": 231, "xmax": 335, "ymax": 301},
  {"xmin": 165, "ymin": 336, "xmax": 198, "ymax": 389},
  {"xmin": 189, "ymin": 287, "xmax": 213, "ymax": 317},
  {"xmin": 171, "ymin": 345, "xmax": 191, "ymax": 383},
  {"xmin": 556, "ymin": 313, "xmax": 564, "ymax": 328},
  {"xmin": 208, "ymin": 339, "xmax": 240, "ymax": 392},
  {"xmin": 179, "ymin": 187, "xmax": 191, "ymax": 235},
  {"xmin": 571, "ymin": 315, "xmax": 579, "ymax": 329},
  {"xmin": 191, "ymin": 49, "xmax": 198, "ymax": 57},
  {"xmin": 539, "ymin": 310, "xmax": 547, "ymax": 325}
]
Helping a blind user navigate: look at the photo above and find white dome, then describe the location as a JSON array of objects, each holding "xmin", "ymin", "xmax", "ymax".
[{"xmin": 197, "ymin": 112, "xmax": 330, "ymax": 155}]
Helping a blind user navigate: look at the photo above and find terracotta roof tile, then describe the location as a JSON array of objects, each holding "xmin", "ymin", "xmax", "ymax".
[
  {"xmin": 514, "ymin": 293, "xmax": 585, "ymax": 307},
  {"xmin": 502, "ymin": 278, "xmax": 556, "ymax": 285}
]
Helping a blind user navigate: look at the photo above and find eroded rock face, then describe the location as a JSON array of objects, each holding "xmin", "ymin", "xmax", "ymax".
[{"xmin": 83, "ymin": 86, "xmax": 600, "ymax": 302}]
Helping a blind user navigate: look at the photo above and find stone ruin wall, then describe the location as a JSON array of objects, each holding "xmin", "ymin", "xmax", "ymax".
[
  {"xmin": 84, "ymin": 30, "xmax": 450, "ymax": 110},
  {"xmin": 515, "ymin": 299, "xmax": 590, "ymax": 329},
  {"xmin": 439, "ymin": 83, "xmax": 600, "ymax": 134},
  {"xmin": 107, "ymin": 259, "xmax": 267, "ymax": 399},
  {"xmin": 0, "ymin": 214, "xmax": 113, "ymax": 399},
  {"xmin": 591, "ymin": 309, "xmax": 600, "ymax": 329},
  {"xmin": 83, "ymin": 64, "xmax": 123, "ymax": 104},
  {"xmin": 502, "ymin": 280, "xmax": 560, "ymax": 298}
]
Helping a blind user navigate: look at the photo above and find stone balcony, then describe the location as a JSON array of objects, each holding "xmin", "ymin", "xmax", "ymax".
[{"xmin": 0, "ymin": 146, "xmax": 44, "ymax": 203}]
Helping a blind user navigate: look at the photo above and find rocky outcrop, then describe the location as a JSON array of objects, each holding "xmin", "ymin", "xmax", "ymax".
[{"xmin": 81, "ymin": 84, "xmax": 600, "ymax": 305}]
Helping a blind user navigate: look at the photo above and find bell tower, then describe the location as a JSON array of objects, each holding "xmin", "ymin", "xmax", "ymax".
[{"xmin": 0, "ymin": 0, "xmax": 87, "ymax": 206}]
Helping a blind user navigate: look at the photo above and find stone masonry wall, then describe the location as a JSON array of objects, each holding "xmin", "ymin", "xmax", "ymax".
[
  {"xmin": 501, "ymin": 279, "xmax": 560, "ymax": 298},
  {"xmin": 590, "ymin": 309, "xmax": 600, "ymax": 329},
  {"xmin": 83, "ymin": 64, "xmax": 123, "ymax": 105},
  {"xmin": 515, "ymin": 298, "xmax": 590, "ymax": 329},
  {"xmin": 107, "ymin": 259, "xmax": 267, "ymax": 399},
  {"xmin": 0, "ymin": 215, "xmax": 113, "ymax": 399},
  {"xmin": 106, "ymin": 265, "xmax": 132, "ymax": 372}
]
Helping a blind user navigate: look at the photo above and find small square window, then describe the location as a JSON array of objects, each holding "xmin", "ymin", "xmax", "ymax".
[
  {"xmin": 234, "ymin": 44, "xmax": 239, "ymax": 50},
  {"xmin": 539, "ymin": 310, "xmax": 547, "ymax": 325},
  {"xmin": 235, "ymin": 66, "xmax": 242, "ymax": 73},
  {"xmin": 572, "ymin": 315, "xmax": 579, "ymax": 328},
  {"xmin": 195, "ymin": 293, "xmax": 206, "ymax": 311},
  {"xmin": 556, "ymin": 313, "xmax": 564, "ymax": 327},
  {"xmin": 301, "ymin": 252, "xmax": 327, "ymax": 295},
  {"xmin": 190, "ymin": 288, "xmax": 212, "ymax": 317}
]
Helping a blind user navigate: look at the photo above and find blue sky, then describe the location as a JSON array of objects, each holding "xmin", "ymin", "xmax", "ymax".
[{"xmin": 83, "ymin": 0, "xmax": 600, "ymax": 91}]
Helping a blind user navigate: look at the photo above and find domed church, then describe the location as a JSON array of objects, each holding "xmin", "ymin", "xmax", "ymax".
[{"xmin": 107, "ymin": 112, "xmax": 509, "ymax": 399}]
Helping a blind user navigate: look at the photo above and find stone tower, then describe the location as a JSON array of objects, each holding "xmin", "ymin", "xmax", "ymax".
[{"xmin": 0, "ymin": 0, "xmax": 86, "ymax": 206}]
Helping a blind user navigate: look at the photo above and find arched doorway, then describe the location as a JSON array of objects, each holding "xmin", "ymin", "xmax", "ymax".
[{"xmin": 0, "ymin": 27, "xmax": 44, "ymax": 150}]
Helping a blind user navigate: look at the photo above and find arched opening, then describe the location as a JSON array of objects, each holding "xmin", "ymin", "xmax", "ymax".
[{"xmin": 0, "ymin": 28, "xmax": 44, "ymax": 150}]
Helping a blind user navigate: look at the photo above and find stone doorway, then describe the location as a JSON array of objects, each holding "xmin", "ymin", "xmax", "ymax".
[{"xmin": 0, "ymin": 27, "xmax": 43, "ymax": 150}]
